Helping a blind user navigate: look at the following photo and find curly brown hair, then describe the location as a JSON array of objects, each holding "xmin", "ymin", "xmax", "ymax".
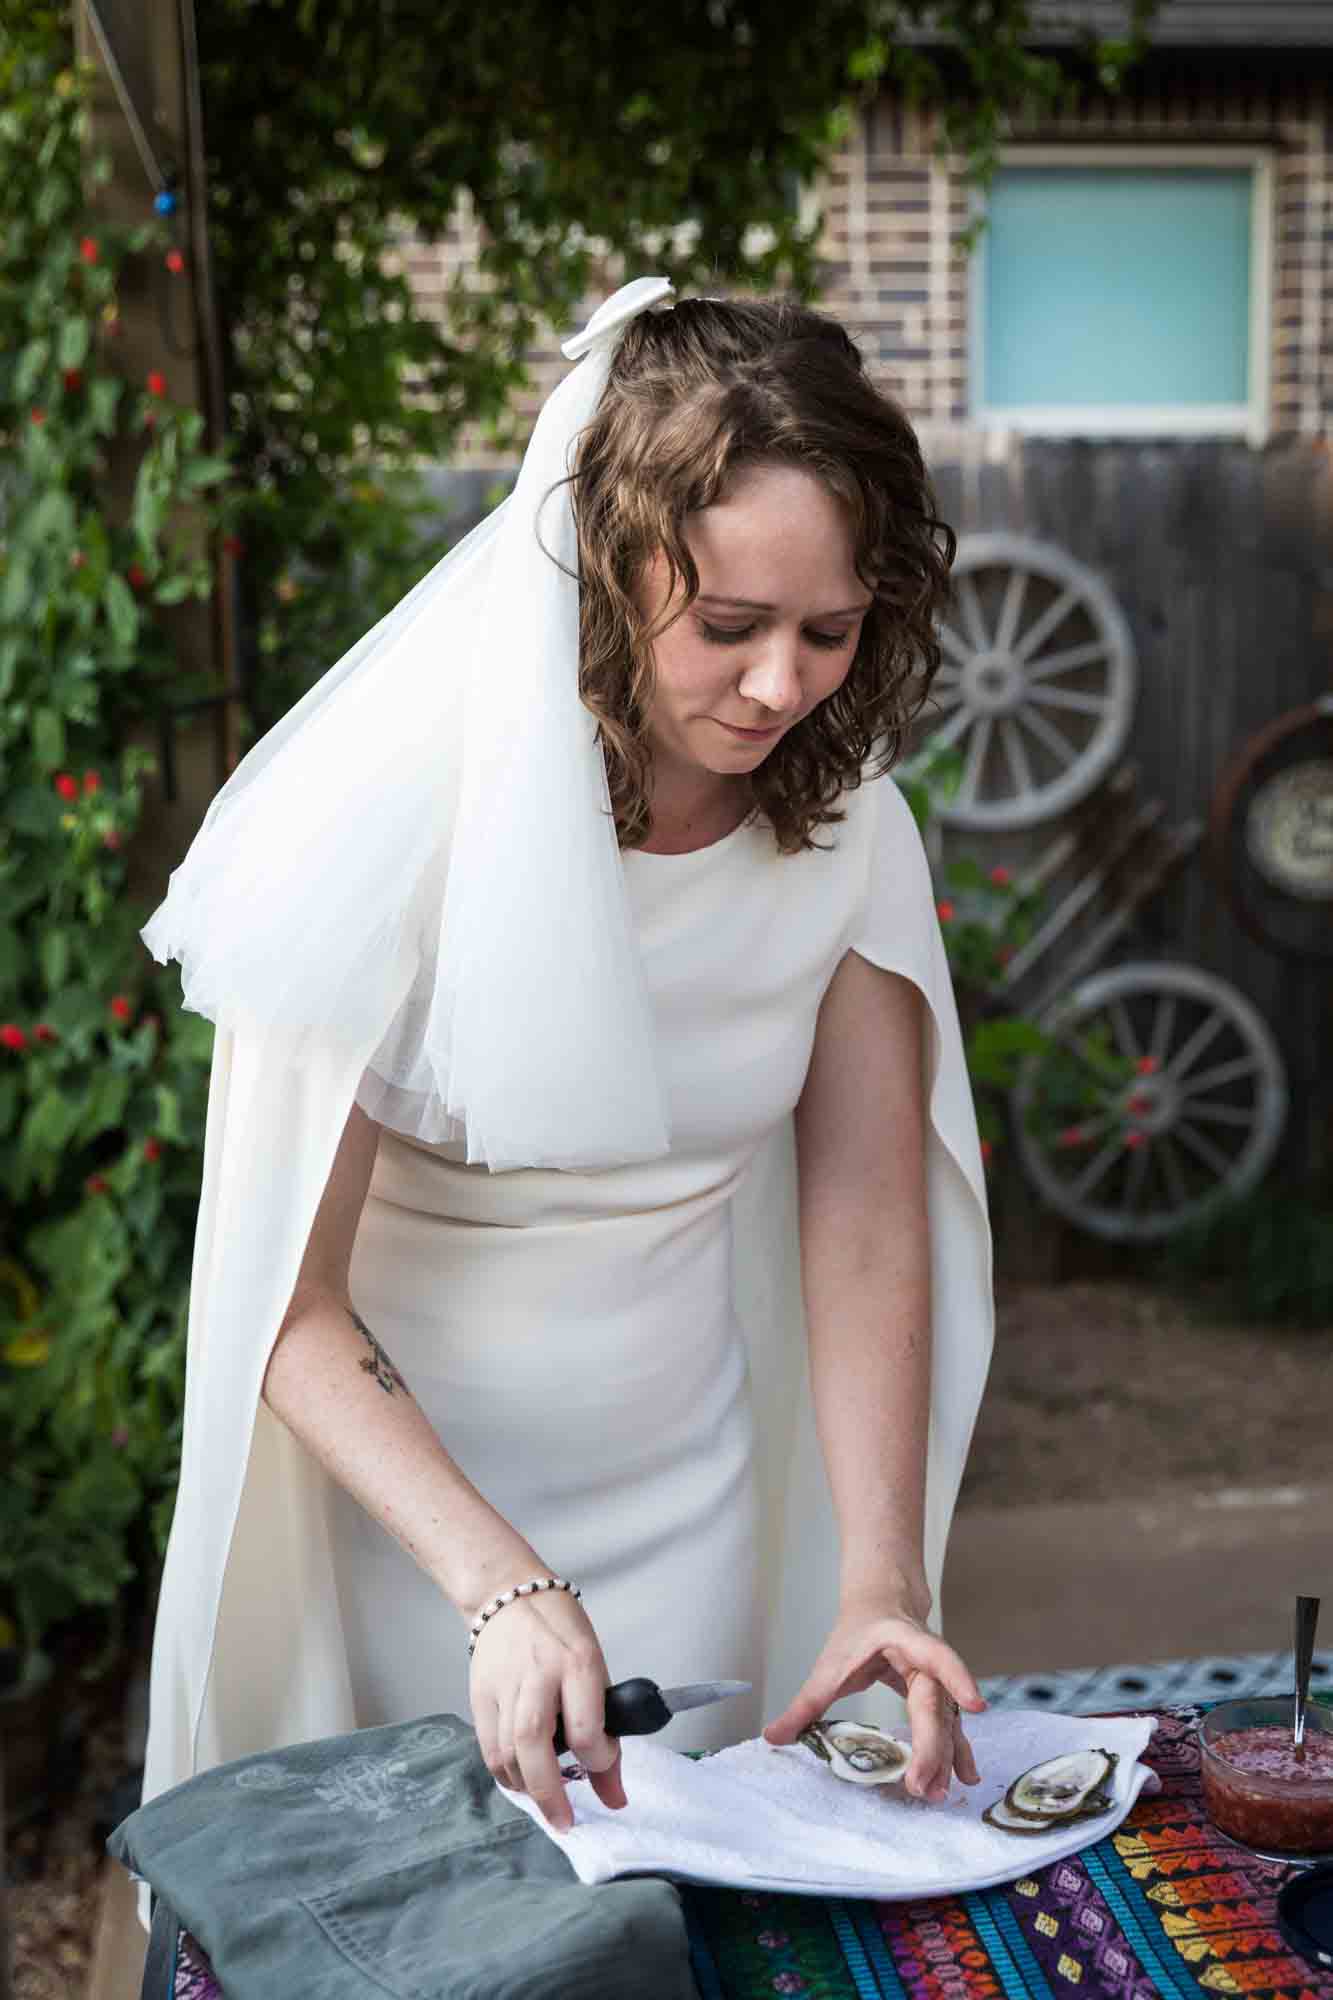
[{"xmin": 567, "ymin": 295, "xmax": 956, "ymax": 854}]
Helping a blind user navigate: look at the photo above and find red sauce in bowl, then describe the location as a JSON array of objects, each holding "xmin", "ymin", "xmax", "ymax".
[{"xmin": 1201, "ymin": 1725, "xmax": 1333, "ymax": 1855}]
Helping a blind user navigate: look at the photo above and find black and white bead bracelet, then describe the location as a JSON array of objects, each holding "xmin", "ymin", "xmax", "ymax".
[{"xmin": 467, "ymin": 1576, "xmax": 582, "ymax": 1658}]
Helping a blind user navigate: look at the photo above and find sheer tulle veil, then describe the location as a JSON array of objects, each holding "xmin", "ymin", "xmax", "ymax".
[{"xmin": 142, "ymin": 277, "xmax": 678, "ymax": 1170}]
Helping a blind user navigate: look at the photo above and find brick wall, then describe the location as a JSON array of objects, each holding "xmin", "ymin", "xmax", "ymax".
[{"xmin": 397, "ymin": 58, "xmax": 1332, "ymax": 464}]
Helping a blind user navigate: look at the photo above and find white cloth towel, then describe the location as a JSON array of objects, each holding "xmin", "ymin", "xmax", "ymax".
[{"xmin": 506, "ymin": 1709, "xmax": 1158, "ymax": 1899}]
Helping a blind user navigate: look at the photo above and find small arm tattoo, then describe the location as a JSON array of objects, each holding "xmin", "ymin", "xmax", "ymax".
[{"xmin": 349, "ymin": 1308, "xmax": 409, "ymax": 1397}]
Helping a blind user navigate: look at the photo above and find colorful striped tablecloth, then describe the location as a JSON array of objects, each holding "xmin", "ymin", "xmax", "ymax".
[{"xmin": 173, "ymin": 1708, "xmax": 1332, "ymax": 2000}]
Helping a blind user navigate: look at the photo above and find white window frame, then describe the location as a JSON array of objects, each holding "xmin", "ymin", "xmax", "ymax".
[{"xmin": 968, "ymin": 146, "xmax": 1274, "ymax": 446}]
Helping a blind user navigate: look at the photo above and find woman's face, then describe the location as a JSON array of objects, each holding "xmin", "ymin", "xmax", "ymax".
[{"xmin": 636, "ymin": 462, "xmax": 872, "ymax": 786}]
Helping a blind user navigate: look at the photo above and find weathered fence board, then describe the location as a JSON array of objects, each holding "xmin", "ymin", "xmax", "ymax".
[{"xmin": 929, "ymin": 437, "xmax": 1332, "ymax": 1185}]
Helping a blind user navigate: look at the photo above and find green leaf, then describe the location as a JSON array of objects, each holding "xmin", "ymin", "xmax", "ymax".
[
  {"xmin": 15, "ymin": 337, "xmax": 49, "ymax": 402},
  {"xmin": 39, "ymin": 928, "xmax": 70, "ymax": 989},
  {"xmin": 0, "ymin": 551, "xmax": 33, "ymax": 623},
  {"xmin": 945, "ymin": 856, "xmax": 988, "ymax": 893},
  {"xmin": 153, "ymin": 574, "xmax": 193, "ymax": 605},
  {"xmin": 57, "ymin": 316, "xmax": 89, "ymax": 370},
  {"xmin": 88, "ymin": 376, "xmax": 122, "ymax": 436},
  {"xmin": 84, "ymin": 1069, "xmax": 130, "ymax": 1138},
  {"xmin": 23, "ymin": 487, "xmax": 74, "ymax": 548},
  {"xmin": 0, "ymin": 636, "xmax": 21, "ymax": 699},
  {"xmin": 153, "ymin": 1083, "xmax": 183, "ymax": 1141},
  {"xmin": 180, "ymin": 455, "xmax": 232, "ymax": 491},
  {"xmin": 31, "ymin": 706, "xmax": 65, "ymax": 771},
  {"xmin": 21, "ymin": 1088, "xmax": 80, "ymax": 1155},
  {"xmin": 103, "ymin": 573, "xmax": 139, "ymax": 651}
]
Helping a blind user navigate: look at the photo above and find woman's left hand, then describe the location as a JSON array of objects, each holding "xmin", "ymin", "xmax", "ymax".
[{"xmin": 762, "ymin": 1598, "xmax": 986, "ymax": 1803}]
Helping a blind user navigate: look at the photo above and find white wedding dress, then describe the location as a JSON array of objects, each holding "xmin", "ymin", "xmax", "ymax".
[
  {"xmin": 140, "ymin": 770, "xmax": 992, "ymax": 1830},
  {"xmin": 333, "ymin": 775, "xmax": 992, "ymax": 1746}
]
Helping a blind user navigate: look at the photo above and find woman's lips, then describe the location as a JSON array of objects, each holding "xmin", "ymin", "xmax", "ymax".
[{"xmin": 716, "ymin": 719, "xmax": 784, "ymax": 740}]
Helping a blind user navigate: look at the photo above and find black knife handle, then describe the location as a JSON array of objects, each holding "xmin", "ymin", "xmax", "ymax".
[{"xmin": 553, "ymin": 1676, "xmax": 672, "ymax": 1755}]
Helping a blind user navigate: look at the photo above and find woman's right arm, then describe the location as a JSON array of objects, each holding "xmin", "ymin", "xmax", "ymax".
[{"xmin": 262, "ymin": 1100, "xmax": 626, "ymax": 1829}]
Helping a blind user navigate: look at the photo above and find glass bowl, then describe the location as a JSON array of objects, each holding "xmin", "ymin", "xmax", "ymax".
[{"xmin": 1199, "ymin": 1698, "xmax": 1333, "ymax": 1858}]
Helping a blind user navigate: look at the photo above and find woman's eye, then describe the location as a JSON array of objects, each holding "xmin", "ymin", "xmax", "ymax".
[
  {"xmin": 699, "ymin": 621, "xmax": 855, "ymax": 650},
  {"xmin": 700, "ymin": 621, "xmax": 756, "ymax": 646}
]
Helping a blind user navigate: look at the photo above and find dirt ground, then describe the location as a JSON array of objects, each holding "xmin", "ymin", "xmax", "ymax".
[
  {"xmin": 960, "ymin": 1278, "xmax": 1332, "ymax": 1510},
  {"xmin": 10, "ymin": 1277, "xmax": 1332, "ymax": 1998}
]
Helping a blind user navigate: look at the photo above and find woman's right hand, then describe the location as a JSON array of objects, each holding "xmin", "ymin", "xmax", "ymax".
[{"xmin": 469, "ymin": 1586, "xmax": 628, "ymax": 1832}]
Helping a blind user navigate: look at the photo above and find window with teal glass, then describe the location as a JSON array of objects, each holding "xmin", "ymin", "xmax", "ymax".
[{"xmin": 980, "ymin": 166, "xmax": 1255, "ymax": 418}]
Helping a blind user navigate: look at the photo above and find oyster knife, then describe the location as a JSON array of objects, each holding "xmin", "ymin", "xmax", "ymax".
[{"xmin": 553, "ymin": 1676, "xmax": 750, "ymax": 1754}]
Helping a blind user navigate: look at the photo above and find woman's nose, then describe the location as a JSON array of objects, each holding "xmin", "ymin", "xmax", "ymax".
[{"xmin": 737, "ymin": 635, "xmax": 803, "ymax": 715}]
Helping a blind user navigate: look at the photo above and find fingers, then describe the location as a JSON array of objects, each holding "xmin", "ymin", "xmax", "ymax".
[
  {"xmin": 556, "ymin": 1638, "xmax": 627, "ymax": 1811},
  {"xmin": 951, "ymin": 1714, "xmax": 982, "ymax": 1787},
  {"xmin": 901, "ymin": 1634, "xmax": 986, "ymax": 1715},
  {"xmin": 513, "ymin": 1691, "xmax": 572, "ymax": 1832},
  {"xmin": 903, "ymin": 1672, "xmax": 958, "ymax": 1802},
  {"xmin": 763, "ymin": 1669, "xmax": 841, "ymax": 1746},
  {"xmin": 469, "ymin": 1599, "xmax": 629, "ymax": 1826}
]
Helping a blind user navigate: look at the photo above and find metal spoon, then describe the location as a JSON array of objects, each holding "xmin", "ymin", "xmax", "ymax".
[{"xmin": 1293, "ymin": 1595, "xmax": 1321, "ymax": 1763}]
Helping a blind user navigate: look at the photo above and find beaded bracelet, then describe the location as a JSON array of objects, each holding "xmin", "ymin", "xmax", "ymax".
[{"xmin": 467, "ymin": 1576, "xmax": 582, "ymax": 1658}]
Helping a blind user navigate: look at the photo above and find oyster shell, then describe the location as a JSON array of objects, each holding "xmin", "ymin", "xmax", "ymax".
[
  {"xmin": 799, "ymin": 1718, "xmax": 910, "ymax": 1787},
  {"xmin": 983, "ymin": 1789, "xmax": 1114, "ymax": 1836},
  {"xmin": 1004, "ymin": 1749, "xmax": 1117, "ymax": 1822}
]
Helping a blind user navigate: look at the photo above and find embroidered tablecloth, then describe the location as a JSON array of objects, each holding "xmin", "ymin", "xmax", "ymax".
[{"xmin": 171, "ymin": 1708, "xmax": 1333, "ymax": 2000}]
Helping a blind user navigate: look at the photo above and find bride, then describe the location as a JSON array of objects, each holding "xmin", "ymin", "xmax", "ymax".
[{"xmin": 138, "ymin": 278, "xmax": 994, "ymax": 1844}]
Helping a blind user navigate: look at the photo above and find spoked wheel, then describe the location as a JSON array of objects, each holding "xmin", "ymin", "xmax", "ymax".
[
  {"xmin": 1207, "ymin": 698, "xmax": 1333, "ymax": 964},
  {"xmin": 1013, "ymin": 962, "xmax": 1288, "ymax": 1242},
  {"xmin": 926, "ymin": 534, "xmax": 1137, "ymax": 830}
]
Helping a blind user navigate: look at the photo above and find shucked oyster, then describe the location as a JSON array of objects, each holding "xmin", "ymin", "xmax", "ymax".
[
  {"xmin": 799, "ymin": 1718, "xmax": 910, "ymax": 1787},
  {"xmin": 983, "ymin": 1749, "xmax": 1118, "ymax": 1835},
  {"xmin": 1006, "ymin": 1749, "xmax": 1116, "ymax": 1820}
]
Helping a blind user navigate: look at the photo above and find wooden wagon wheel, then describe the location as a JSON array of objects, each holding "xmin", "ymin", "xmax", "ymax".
[
  {"xmin": 1012, "ymin": 962, "xmax": 1287, "ymax": 1242},
  {"xmin": 926, "ymin": 534, "xmax": 1137, "ymax": 831},
  {"xmin": 1207, "ymin": 698, "xmax": 1333, "ymax": 965}
]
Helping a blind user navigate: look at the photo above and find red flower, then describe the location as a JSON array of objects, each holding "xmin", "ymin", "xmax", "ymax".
[
  {"xmin": 103, "ymin": 829, "xmax": 122, "ymax": 851},
  {"xmin": 980, "ymin": 1138, "xmax": 994, "ymax": 1165},
  {"xmin": 54, "ymin": 772, "xmax": 79, "ymax": 801},
  {"xmin": 1135, "ymin": 1056, "xmax": 1158, "ymax": 1076},
  {"xmin": 79, "ymin": 236, "xmax": 99, "ymax": 263},
  {"xmin": 936, "ymin": 900, "xmax": 955, "ymax": 923},
  {"xmin": 1056, "ymin": 1125, "xmax": 1088, "ymax": 1149},
  {"xmin": 146, "ymin": 370, "xmax": 167, "ymax": 398},
  {"xmin": 86, "ymin": 1173, "xmax": 109, "ymax": 1195},
  {"xmin": 989, "ymin": 865, "xmax": 1011, "ymax": 887},
  {"xmin": 165, "ymin": 248, "xmax": 185, "ymax": 274},
  {"xmin": 1124, "ymin": 1130, "xmax": 1147, "ymax": 1150},
  {"xmin": 63, "ymin": 368, "xmax": 83, "ymax": 392},
  {"xmin": 143, "ymin": 1137, "xmax": 162, "ymax": 1163},
  {"xmin": 0, "ymin": 1024, "xmax": 27, "ymax": 1052},
  {"xmin": 110, "ymin": 994, "xmax": 133, "ymax": 1023},
  {"xmin": 30, "ymin": 407, "xmax": 46, "ymax": 426},
  {"xmin": 33, "ymin": 1023, "xmax": 58, "ymax": 1044},
  {"xmin": 127, "ymin": 563, "xmax": 148, "ymax": 590},
  {"xmin": 222, "ymin": 534, "xmax": 245, "ymax": 559},
  {"xmin": 83, "ymin": 769, "xmax": 101, "ymax": 795},
  {"xmin": 1127, "ymin": 1093, "xmax": 1152, "ymax": 1116}
]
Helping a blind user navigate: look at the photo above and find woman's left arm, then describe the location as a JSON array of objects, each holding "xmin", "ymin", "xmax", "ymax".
[{"xmin": 762, "ymin": 948, "xmax": 985, "ymax": 1798}]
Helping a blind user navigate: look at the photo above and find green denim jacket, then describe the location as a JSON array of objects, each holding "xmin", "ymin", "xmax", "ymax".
[{"xmin": 109, "ymin": 1714, "xmax": 697, "ymax": 2000}]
